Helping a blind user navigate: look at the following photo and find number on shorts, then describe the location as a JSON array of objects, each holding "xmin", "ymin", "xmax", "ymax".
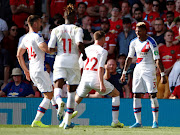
[
  {"xmin": 27, "ymin": 46, "xmax": 36, "ymax": 60},
  {"xmin": 62, "ymin": 38, "xmax": 72, "ymax": 53},
  {"xmin": 84, "ymin": 57, "xmax": 98, "ymax": 71}
]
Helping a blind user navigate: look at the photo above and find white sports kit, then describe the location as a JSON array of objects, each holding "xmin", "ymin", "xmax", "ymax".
[
  {"xmin": 48, "ymin": 24, "xmax": 84, "ymax": 85},
  {"xmin": 128, "ymin": 36, "xmax": 160, "ymax": 93},
  {"xmin": 19, "ymin": 32, "xmax": 52, "ymax": 93},
  {"xmin": 77, "ymin": 44, "xmax": 114, "ymax": 97}
]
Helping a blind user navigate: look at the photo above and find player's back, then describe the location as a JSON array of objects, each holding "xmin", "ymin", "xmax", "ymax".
[
  {"xmin": 52, "ymin": 24, "xmax": 83, "ymax": 69},
  {"xmin": 82, "ymin": 44, "xmax": 108, "ymax": 81},
  {"xmin": 20, "ymin": 32, "xmax": 45, "ymax": 72}
]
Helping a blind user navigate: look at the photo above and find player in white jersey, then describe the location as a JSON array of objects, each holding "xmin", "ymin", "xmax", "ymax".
[
  {"xmin": 74, "ymin": 31, "xmax": 124, "ymax": 128},
  {"xmin": 17, "ymin": 15, "xmax": 58, "ymax": 127},
  {"xmin": 48, "ymin": 4, "xmax": 86, "ymax": 129},
  {"xmin": 120, "ymin": 22, "xmax": 167, "ymax": 128}
]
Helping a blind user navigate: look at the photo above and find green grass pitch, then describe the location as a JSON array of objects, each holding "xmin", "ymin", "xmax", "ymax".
[{"xmin": 0, "ymin": 125, "xmax": 179, "ymax": 135}]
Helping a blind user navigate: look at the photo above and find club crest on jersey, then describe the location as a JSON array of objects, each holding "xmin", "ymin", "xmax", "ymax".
[
  {"xmin": 171, "ymin": 50, "xmax": 175, "ymax": 54},
  {"xmin": 105, "ymin": 37, "xmax": 110, "ymax": 41},
  {"xmin": 149, "ymin": 16, "xmax": 153, "ymax": 19},
  {"xmin": 116, "ymin": 25, "xmax": 120, "ymax": 29}
]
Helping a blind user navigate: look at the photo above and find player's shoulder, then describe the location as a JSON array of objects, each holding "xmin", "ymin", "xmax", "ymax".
[
  {"xmin": 130, "ymin": 37, "xmax": 138, "ymax": 44},
  {"xmin": 147, "ymin": 36, "xmax": 157, "ymax": 47}
]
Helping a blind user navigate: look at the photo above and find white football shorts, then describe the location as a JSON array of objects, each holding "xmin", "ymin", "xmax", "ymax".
[
  {"xmin": 76, "ymin": 79, "xmax": 114, "ymax": 97},
  {"xmin": 132, "ymin": 64, "xmax": 157, "ymax": 94},
  {"xmin": 53, "ymin": 67, "xmax": 81, "ymax": 85},
  {"xmin": 30, "ymin": 71, "xmax": 52, "ymax": 93}
]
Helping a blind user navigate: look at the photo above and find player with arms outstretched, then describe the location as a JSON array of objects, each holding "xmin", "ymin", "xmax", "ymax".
[
  {"xmin": 74, "ymin": 31, "xmax": 124, "ymax": 128},
  {"xmin": 17, "ymin": 15, "xmax": 55, "ymax": 127},
  {"xmin": 120, "ymin": 22, "xmax": 167, "ymax": 128},
  {"xmin": 48, "ymin": 4, "xmax": 86, "ymax": 129}
]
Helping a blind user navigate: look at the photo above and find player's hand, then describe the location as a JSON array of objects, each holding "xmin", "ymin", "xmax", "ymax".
[
  {"xmin": 161, "ymin": 76, "xmax": 167, "ymax": 84},
  {"xmin": 100, "ymin": 84, "xmax": 106, "ymax": 93},
  {"xmin": 82, "ymin": 53, "xmax": 87, "ymax": 61},
  {"xmin": 120, "ymin": 74, "xmax": 126, "ymax": 83},
  {"xmin": 25, "ymin": 71, "xmax": 31, "ymax": 81}
]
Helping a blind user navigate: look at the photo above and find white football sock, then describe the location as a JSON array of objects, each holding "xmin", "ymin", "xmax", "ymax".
[
  {"xmin": 54, "ymin": 88, "xmax": 63, "ymax": 107},
  {"xmin": 51, "ymin": 97, "xmax": 58, "ymax": 110},
  {"xmin": 34, "ymin": 98, "xmax": 50, "ymax": 121},
  {"xmin": 64, "ymin": 91, "xmax": 75, "ymax": 125},
  {"xmin": 133, "ymin": 98, "xmax": 142, "ymax": 124},
  {"xmin": 150, "ymin": 97, "xmax": 159, "ymax": 123},
  {"xmin": 112, "ymin": 96, "xmax": 120, "ymax": 124}
]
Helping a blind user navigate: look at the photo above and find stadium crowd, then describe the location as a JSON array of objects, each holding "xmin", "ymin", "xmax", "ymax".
[{"xmin": 0, "ymin": 0, "xmax": 180, "ymax": 99}]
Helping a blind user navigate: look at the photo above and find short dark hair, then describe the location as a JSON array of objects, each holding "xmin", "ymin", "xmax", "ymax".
[
  {"xmin": 166, "ymin": 11, "xmax": 174, "ymax": 16},
  {"xmin": 27, "ymin": 15, "xmax": 41, "ymax": 27},
  {"xmin": 155, "ymin": 17, "xmax": 164, "ymax": 24},
  {"xmin": 165, "ymin": 29, "xmax": 174, "ymax": 36},
  {"xmin": 78, "ymin": 2, "xmax": 87, "ymax": 9},
  {"xmin": 94, "ymin": 31, "xmax": 106, "ymax": 40},
  {"xmin": 123, "ymin": 17, "xmax": 131, "ymax": 24},
  {"xmin": 145, "ymin": 0, "xmax": 153, "ymax": 4},
  {"xmin": 134, "ymin": 7, "xmax": 143, "ymax": 13}
]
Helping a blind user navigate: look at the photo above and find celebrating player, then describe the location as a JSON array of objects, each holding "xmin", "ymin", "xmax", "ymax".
[
  {"xmin": 48, "ymin": 4, "xmax": 86, "ymax": 129},
  {"xmin": 120, "ymin": 22, "xmax": 167, "ymax": 128},
  {"xmin": 74, "ymin": 31, "xmax": 124, "ymax": 128},
  {"xmin": 17, "ymin": 15, "xmax": 55, "ymax": 127}
]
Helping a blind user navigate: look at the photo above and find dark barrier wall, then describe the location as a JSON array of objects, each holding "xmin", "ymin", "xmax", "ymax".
[{"xmin": 0, "ymin": 98, "xmax": 179, "ymax": 127}]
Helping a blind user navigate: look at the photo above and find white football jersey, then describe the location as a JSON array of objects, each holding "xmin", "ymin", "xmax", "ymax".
[
  {"xmin": 128, "ymin": 36, "xmax": 160, "ymax": 66},
  {"xmin": 19, "ymin": 32, "xmax": 45, "ymax": 72},
  {"xmin": 81, "ymin": 44, "xmax": 108, "ymax": 81},
  {"xmin": 48, "ymin": 24, "xmax": 84, "ymax": 69}
]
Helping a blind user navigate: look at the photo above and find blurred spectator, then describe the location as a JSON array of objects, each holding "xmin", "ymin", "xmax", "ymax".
[
  {"xmin": 41, "ymin": 13, "xmax": 50, "ymax": 40},
  {"xmin": 152, "ymin": 0, "xmax": 161, "ymax": 15},
  {"xmin": 157, "ymin": 30, "xmax": 179, "ymax": 98},
  {"xmin": 0, "ymin": 68, "xmax": 35, "ymax": 97},
  {"xmin": 165, "ymin": 11, "xmax": 175, "ymax": 29},
  {"xmin": 46, "ymin": 0, "xmax": 67, "ymax": 18},
  {"xmin": 0, "ymin": 0, "xmax": 12, "ymax": 22},
  {"xmin": 0, "ymin": 43, "xmax": 10, "ymax": 89},
  {"xmin": 2, "ymin": 23, "xmax": 19, "ymax": 68},
  {"xmin": 0, "ymin": 18, "xmax": 8, "ymax": 43},
  {"xmin": 131, "ymin": 2, "xmax": 140, "ymax": 17},
  {"xmin": 152, "ymin": 17, "xmax": 166, "ymax": 45},
  {"xmin": 117, "ymin": 18, "xmax": 136, "ymax": 56},
  {"xmin": 101, "ymin": 17, "xmax": 117, "ymax": 60},
  {"xmin": 161, "ymin": 0, "xmax": 179, "ymax": 23},
  {"xmin": 9, "ymin": 0, "xmax": 35, "ymax": 28},
  {"xmin": 75, "ymin": 2, "xmax": 87, "ymax": 26},
  {"xmin": 176, "ymin": 0, "xmax": 180, "ymax": 14},
  {"xmin": 121, "ymin": 1, "xmax": 135, "ymax": 22},
  {"xmin": 143, "ymin": 0, "xmax": 160, "ymax": 26},
  {"xmin": 104, "ymin": 59, "xmax": 130, "ymax": 98},
  {"xmin": 116, "ymin": 53, "xmax": 131, "ymax": 86},
  {"xmin": 172, "ymin": 18, "xmax": 180, "ymax": 45},
  {"xmin": 81, "ymin": 15, "xmax": 94, "ymax": 47},
  {"xmin": 109, "ymin": 5, "xmax": 123, "ymax": 36},
  {"xmin": 91, "ymin": 4, "xmax": 108, "ymax": 32},
  {"xmin": 132, "ymin": 8, "xmax": 153, "ymax": 35}
]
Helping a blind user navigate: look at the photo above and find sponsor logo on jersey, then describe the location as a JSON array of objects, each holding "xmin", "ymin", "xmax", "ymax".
[{"xmin": 162, "ymin": 55, "xmax": 172, "ymax": 60}]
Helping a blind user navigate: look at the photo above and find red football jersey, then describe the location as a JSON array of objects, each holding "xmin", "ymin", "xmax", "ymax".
[
  {"xmin": 159, "ymin": 45, "xmax": 178, "ymax": 69},
  {"xmin": 143, "ymin": 11, "xmax": 160, "ymax": 23},
  {"xmin": 109, "ymin": 18, "xmax": 123, "ymax": 37}
]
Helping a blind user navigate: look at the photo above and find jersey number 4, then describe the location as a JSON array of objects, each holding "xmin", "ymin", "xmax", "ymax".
[
  {"xmin": 62, "ymin": 38, "xmax": 72, "ymax": 53},
  {"xmin": 27, "ymin": 46, "xmax": 36, "ymax": 60},
  {"xmin": 84, "ymin": 57, "xmax": 98, "ymax": 71}
]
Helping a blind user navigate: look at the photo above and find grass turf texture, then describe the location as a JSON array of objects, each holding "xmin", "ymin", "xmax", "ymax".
[{"xmin": 0, "ymin": 125, "xmax": 179, "ymax": 135}]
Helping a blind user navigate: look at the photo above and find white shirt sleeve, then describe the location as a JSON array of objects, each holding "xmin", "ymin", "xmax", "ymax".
[
  {"xmin": 35, "ymin": 33, "xmax": 45, "ymax": 46},
  {"xmin": 48, "ymin": 28, "xmax": 57, "ymax": 48},
  {"xmin": 149, "ymin": 38, "xmax": 160, "ymax": 60},
  {"xmin": 128, "ymin": 41, "xmax": 135, "ymax": 58},
  {"xmin": 99, "ymin": 50, "xmax": 108, "ymax": 68},
  {"xmin": 19, "ymin": 39, "xmax": 26, "ymax": 49},
  {"xmin": 75, "ymin": 27, "xmax": 84, "ymax": 44}
]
